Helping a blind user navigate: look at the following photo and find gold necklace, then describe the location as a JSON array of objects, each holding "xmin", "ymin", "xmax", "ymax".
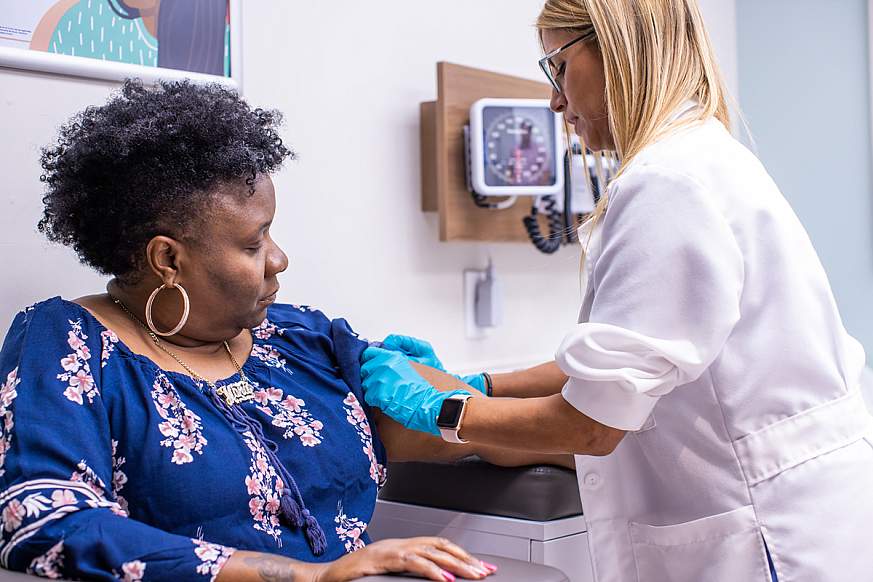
[{"xmin": 111, "ymin": 296, "xmax": 255, "ymax": 406}]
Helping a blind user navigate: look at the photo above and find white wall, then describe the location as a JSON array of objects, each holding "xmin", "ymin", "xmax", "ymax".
[
  {"xmin": 736, "ymin": 0, "xmax": 873, "ymax": 361},
  {"xmin": 698, "ymin": 0, "xmax": 739, "ymax": 106},
  {"xmin": 0, "ymin": 71, "xmax": 117, "ymax": 319},
  {"xmin": 0, "ymin": 0, "xmax": 737, "ymax": 372}
]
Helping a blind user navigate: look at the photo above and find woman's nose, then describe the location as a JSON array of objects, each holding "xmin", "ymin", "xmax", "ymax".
[
  {"xmin": 550, "ymin": 88, "xmax": 566, "ymax": 113},
  {"xmin": 267, "ymin": 242, "xmax": 289, "ymax": 277}
]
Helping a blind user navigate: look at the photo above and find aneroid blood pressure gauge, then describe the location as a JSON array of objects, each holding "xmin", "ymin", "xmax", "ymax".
[{"xmin": 468, "ymin": 98, "xmax": 564, "ymax": 196}]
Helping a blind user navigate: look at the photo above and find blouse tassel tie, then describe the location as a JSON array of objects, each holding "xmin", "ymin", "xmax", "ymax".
[{"xmin": 206, "ymin": 387, "xmax": 328, "ymax": 556}]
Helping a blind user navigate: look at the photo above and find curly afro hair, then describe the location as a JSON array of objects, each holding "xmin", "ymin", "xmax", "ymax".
[{"xmin": 38, "ymin": 79, "xmax": 293, "ymax": 281}]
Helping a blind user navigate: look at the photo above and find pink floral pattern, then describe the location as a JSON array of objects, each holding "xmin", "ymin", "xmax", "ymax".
[
  {"xmin": 70, "ymin": 460, "xmax": 106, "ymax": 497},
  {"xmin": 0, "ymin": 367, "xmax": 20, "ymax": 477},
  {"xmin": 150, "ymin": 374, "xmax": 207, "ymax": 465},
  {"xmin": 27, "ymin": 540, "xmax": 64, "ymax": 578},
  {"xmin": 100, "ymin": 330, "xmax": 119, "ymax": 368},
  {"xmin": 241, "ymin": 431, "xmax": 284, "ymax": 543},
  {"xmin": 50, "ymin": 489, "xmax": 77, "ymax": 507},
  {"xmin": 111, "ymin": 440, "xmax": 129, "ymax": 512},
  {"xmin": 250, "ymin": 343, "xmax": 287, "ymax": 370},
  {"xmin": 69, "ymin": 460, "xmax": 127, "ymax": 517},
  {"xmin": 112, "ymin": 560, "xmax": 146, "ymax": 582},
  {"xmin": 252, "ymin": 319, "xmax": 284, "ymax": 341},
  {"xmin": 254, "ymin": 387, "xmax": 324, "ymax": 447},
  {"xmin": 343, "ymin": 393, "xmax": 387, "ymax": 487},
  {"xmin": 192, "ymin": 539, "xmax": 235, "ymax": 581},
  {"xmin": 0, "ymin": 301, "xmax": 388, "ymax": 573},
  {"xmin": 334, "ymin": 504, "xmax": 367, "ymax": 553},
  {"xmin": 2, "ymin": 486, "xmax": 83, "ymax": 534},
  {"xmin": 0, "ymin": 473, "xmax": 127, "ymax": 545},
  {"xmin": 57, "ymin": 319, "xmax": 99, "ymax": 405},
  {"xmin": 251, "ymin": 319, "xmax": 289, "ymax": 370},
  {"xmin": 2, "ymin": 499, "xmax": 25, "ymax": 532}
]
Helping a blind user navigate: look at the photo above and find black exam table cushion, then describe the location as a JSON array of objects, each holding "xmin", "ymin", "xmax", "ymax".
[{"xmin": 378, "ymin": 457, "xmax": 582, "ymax": 521}]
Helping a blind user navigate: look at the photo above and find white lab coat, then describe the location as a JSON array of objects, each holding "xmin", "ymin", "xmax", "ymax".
[{"xmin": 556, "ymin": 110, "xmax": 873, "ymax": 582}]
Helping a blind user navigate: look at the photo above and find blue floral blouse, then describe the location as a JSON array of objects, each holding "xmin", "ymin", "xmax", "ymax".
[{"xmin": 0, "ymin": 298, "xmax": 388, "ymax": 581}]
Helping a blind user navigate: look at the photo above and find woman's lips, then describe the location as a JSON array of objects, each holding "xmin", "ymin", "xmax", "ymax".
[{"xmin": 259, "ymin": 290, "xmax": 278, "ymax": 304}]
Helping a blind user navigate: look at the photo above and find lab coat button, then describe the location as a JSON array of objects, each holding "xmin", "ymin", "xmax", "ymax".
[{"xmin": 583, "ymin": 472, "xmax": 602, "ymax": 489}]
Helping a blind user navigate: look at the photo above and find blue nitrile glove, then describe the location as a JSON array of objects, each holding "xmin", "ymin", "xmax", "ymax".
[
  {"xmin": 382, "ymin": 334, "xmax": 447, "ymax": 372},
  {"xmin": 458, "ymin": 373, "xmax": 486, "ymax": 394},
  {"xmin": 381, "ymin": 334, "xmax": 488, "ymax": 395},
  {"xmin": 360, "ymin": 346, "xmax": 472, "ymax": 436}
]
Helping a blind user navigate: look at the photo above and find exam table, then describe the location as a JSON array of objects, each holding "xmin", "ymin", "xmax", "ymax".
[{"xmin": 369, "ymin": 457, "xmax": 590, "ymax": 582}]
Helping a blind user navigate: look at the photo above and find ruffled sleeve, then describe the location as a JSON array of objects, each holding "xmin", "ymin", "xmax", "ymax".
[
  {"xmin": 556, "ymin": 165, "xmax": 744, "ymax": 431},
  {"xmin": 0, "ymin": 301, "xmax": 235, "ymax": 581}
]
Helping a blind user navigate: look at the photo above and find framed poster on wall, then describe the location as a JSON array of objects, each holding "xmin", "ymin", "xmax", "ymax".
[{"xmin": 0, "ymin": 0, "xmax": 242, "ymax": 87}]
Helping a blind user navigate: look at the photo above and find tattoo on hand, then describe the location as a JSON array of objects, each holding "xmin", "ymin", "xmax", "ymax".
[{"xmin": 243, "ymin": 556, "xmax": 296, "ymax": 582}]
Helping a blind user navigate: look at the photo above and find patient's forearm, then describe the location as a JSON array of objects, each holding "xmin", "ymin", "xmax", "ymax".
[
  {"xmin": 490, "ymin": 361, "xmax": 568, "ymax": 398},
  {"xmin": 475, "ymin": 443, "xmax": 576, "ymax": 470},
  {"xmin": 217, "ymin": 551, "xmax": 322, "ymax": 582}
]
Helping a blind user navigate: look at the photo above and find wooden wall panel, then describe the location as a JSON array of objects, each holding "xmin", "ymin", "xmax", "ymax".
[{"xmin": 423, "ymin": 62, "xmax": 554, "ymax": 242}]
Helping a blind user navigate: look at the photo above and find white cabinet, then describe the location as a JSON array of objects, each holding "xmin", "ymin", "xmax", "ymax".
[{"xmin": 369, "ymin": 500, "xmax": 595, "ymax": 582}]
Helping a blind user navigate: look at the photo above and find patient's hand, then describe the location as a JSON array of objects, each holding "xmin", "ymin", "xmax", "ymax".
[
  {"xmin": 375, "ymin": 363, "xmax": 575, "ymax": 471},
  {"xmin": 322, "ymin": 537, "xmax": 496, "ymax": 581}
]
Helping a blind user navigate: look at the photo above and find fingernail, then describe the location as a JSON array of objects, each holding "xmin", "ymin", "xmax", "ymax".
[
  {"xmin": 481, "ymin": 561, "xmax": 499, "ymax": 573},
  {"xmin": 472, "ymin": 566, "xmax": 489, "ymax": 577},
  {"xmin": 441, "ymin": 570, "xmax": 456, "ymax": 582}
]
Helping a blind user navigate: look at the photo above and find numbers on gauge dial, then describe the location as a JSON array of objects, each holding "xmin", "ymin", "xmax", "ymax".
[{"xmin": 485, "ymin": 113, "xmax": 550, "ymax": 185}]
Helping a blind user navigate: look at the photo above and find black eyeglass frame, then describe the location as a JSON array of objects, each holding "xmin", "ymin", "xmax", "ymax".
[{"xmin": 538, "ymin": 30, "xmax": 597, "ymax": 93}]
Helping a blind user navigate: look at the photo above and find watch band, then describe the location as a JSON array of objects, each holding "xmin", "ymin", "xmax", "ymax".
[
  {"xmin": 482, "ymin": 372, "xmax": 493, "ymax": 397},
  {"xmin": 439, "ymin": 394, "xmax": 473, "ymax": 444}
]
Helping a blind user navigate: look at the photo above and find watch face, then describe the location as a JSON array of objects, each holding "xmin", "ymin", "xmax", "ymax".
[
  {"xmin": 436, "ymin": 398, "xmax": 465, "ymax": 428},
  {"xmin": 482, "ymin": 106, "xmax": 556, "ymax": 188}
]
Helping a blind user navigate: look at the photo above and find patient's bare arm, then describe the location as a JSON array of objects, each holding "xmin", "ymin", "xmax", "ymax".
[{"xmin": 374, "ymin": 363, "xmax": 576, "ymax": 471}]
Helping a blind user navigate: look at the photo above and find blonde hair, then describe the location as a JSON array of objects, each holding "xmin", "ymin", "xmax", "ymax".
[{"xmin": 537, "ymin": 0, "xmax": 730, "ymax": 230}]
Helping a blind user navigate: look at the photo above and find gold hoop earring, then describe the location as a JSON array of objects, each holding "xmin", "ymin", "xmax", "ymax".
[{"xmin": 145, "ymin": 283, "xmax": 190, "ymax": 337}]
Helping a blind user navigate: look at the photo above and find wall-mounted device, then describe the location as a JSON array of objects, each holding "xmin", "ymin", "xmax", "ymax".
[
  {"xmin": 467, "ymin": 98, "xmax": 564, "ymax": 198},
  {"xmin": 463, "ymin": 98, "xmax": 613, "ymax": 254},
  {"xmin": 420, "ymin": 62, "xmax": 614, "ymax": 250},
  {"xmin": 464, "ymin": 258, "xmax": 502, "ymax": 339}
]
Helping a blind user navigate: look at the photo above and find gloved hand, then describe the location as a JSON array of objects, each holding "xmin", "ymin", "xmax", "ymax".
[
  {"xmin": 360, "ymin": 346, "xmax": 471, "ymax": 436},
  {"xmin": 458, "ymin": 373, "xmax": 487, "ymax": 395},
  {"xmin": 380, "ymin": 334, "xmax": 487, "ymax": 395},
  {"xmin": 382, "ymin": 334, "xmax": 446, "ymax": 371}
]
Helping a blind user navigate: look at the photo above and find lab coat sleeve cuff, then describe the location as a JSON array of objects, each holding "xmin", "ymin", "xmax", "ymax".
[{"xmin": 561, "ymin": 377, "xmax": 659, "ymax": 431}]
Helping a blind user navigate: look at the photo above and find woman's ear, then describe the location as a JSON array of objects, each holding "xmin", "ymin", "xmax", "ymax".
[{"xmin": 145, "ymin": 236, "xmax": 184, "ymax": 285}]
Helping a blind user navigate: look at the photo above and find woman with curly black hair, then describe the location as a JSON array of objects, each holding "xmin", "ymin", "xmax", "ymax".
[{"xmin": 0, "ymin": 79, "xmax": 537, "ymax": 581}]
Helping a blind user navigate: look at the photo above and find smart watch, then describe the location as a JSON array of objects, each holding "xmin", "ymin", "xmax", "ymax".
[{"xmin": 437, "ymin": 393, "xmax": 473, "ymax": 444}]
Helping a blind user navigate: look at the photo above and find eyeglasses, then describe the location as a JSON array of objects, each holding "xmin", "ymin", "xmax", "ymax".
[{"xmin": 538, "ymin": 30, "xmax": 597, "ymax": 93}]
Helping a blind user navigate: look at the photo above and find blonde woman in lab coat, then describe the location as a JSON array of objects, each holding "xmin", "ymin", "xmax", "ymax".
[{"xmin": 359, "ymin": 1, "xmax": 873, "ymax": 581}]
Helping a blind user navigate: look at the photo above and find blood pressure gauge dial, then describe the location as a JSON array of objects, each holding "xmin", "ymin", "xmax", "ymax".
[{"xmin": 469, "ymin": 98, "xmax": 564, "ymax": 196}]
